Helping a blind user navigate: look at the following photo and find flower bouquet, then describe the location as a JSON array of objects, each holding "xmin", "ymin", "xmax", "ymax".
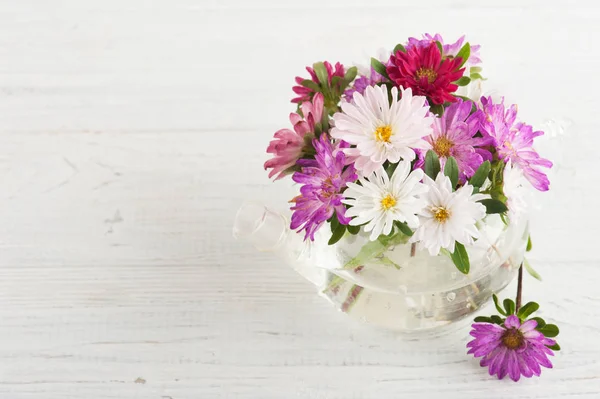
[{"xmin": 235, "ymin": 33, "xmax": 560, "ymax": 381}]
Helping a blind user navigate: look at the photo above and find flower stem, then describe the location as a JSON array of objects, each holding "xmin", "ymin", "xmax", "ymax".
[
  {"xmin": 515, "ymin": 263, "xmax": 523, "ymax": 312},
  {"xmin": 410, "ymin": 242, "xmax": 416, "ymax": 257}
]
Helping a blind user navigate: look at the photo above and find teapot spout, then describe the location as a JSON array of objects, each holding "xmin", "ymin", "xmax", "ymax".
[
  {"xmin": 233, "ymin": 201, "xmax": 289, "ymax": 252},
  {"xmin": 233, "ymin": 201, "xmax": 328, "ymax": 287}
]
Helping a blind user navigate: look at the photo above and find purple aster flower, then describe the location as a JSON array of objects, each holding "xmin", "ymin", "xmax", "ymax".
[
  {"xmin": 290, "ymin": 136, "xmax": 357, "ymax": 241},
  {"xmin": 406, "ymin": 33, "xmax": 482, "ymax": 65},
  {"xmin": 478, "ymin": 96, "xmax": 552, "ymax": 191},
  {"xmin": 343, "ymin": 66, "xmax": 385, "ymax": 101},
  {"xmin": 416, "ymin": 99, "xmax": 493, "ymax": 181},
  {"xmin": 468, "ymin": 315, "xmax": 556, "ymax": 382}
]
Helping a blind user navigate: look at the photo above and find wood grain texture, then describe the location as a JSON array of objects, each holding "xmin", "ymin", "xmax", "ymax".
[{"xmin": 0, "ymin": 1, "xmax": 599, "ymax": 398}]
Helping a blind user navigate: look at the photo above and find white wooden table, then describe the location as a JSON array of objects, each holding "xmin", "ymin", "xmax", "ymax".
[{"xmin": 1, "ymin": 1, "xmax": 599, "ymax": 398}]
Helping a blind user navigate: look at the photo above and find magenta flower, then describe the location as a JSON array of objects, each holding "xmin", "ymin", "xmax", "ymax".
[
  {"xmin": 478, "ymin": 96, "xmax": 552, "ymax": 191},
  {"xmin": 264, "ymin": 93, "xmax": 324, "ymax": 180},
  {"xmin": 468, "ymin": 315, "xmax": 556, "ymax": 382},
  {"xmin": 292, "ymin": 61, "xmax": 345, "ymax": 104},
  {"xmin": 290, "ymin": 136, "xmax": 357, "ymax": 241},
  {"xmin": 416, "ymin": 100, "xmax": 492, "ymax": 180},
  {"xmin": 387, "ymin": 42, "xmax": 465, "ymax": 105},
  {"xmin": 406, "ymin": 33, "xmax": 482, "ymax": 65}
]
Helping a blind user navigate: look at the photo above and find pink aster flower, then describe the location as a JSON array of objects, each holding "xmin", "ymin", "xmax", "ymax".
[
  {"xmin": 416, "ymin": 99, "xmax": 493, "ymax": 181},
  {"xmin": 292, "ymin": 61, "xmax": 345, "ymax": 104},
  {"xmin": 407, "ymin": 33, "xmax": 482, "ymax": 65},
  {"xmin": 290, "ymin": 136, "xmax": 357, "ymax": 241},
  {"xmin": 386, "ymin": 42, "xmax": 465, "ymax": 105},
  {"xmin": 478, "ymin": 96, "xmax": 552, "ymax": 191},
  {"xmin": 264, "ymin": 93, "xmax": 324, "ymax": 180},
  {"xmin": 468, "ymin": 315, "xmax": 556, "ymax": 382}
]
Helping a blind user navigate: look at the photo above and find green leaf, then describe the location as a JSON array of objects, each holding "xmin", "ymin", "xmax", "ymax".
[
  {"xmin": 539, "ymin": 324, "xmax": 559, "ymax": 338},
  {"xmin": 469, "ymin": 161, "xmax": 491, "ymax": 189},
  {"xmin": 456, "ymin": 76, "xmax": 471, "ymax": 86},
  {"xmin": 320, "ymin": 107, "xmax": 330, "ymax": 131},
  {"xmin": 330, "ymin": 214, "xmax": 340, "ymax": 233},
  {"xmin": 524, "ymin": 257, "xmax": 543, "ymax": 281},
  {"xmin": 470, "ymin": 66, "xmax": 483, "ymax": 74},
  {"xmin": 455, "ymin": 42, "xmax": 470, "ymax": 68},
  {"xmin": 493, "ymin": 294, "xmax": 507, "ymax": 316},
  {"xmin": 490, "ymin": 315, "xmax": 504, "ymax": 325},
  {"xmin": 503, "ymin": 298, "xmax": 516, "ymax": 315},
  {"xmin": 328, "ymin": 223, "xmax": 346, "ymax": 245},
  {"xmin": 429, "ymin": 103, "xmax": 444, "ymax": 116},
  {"xmin": 470, "ymin": 72, "xmax": 486, "ymax": 81},
  {"xmin": 478, "ymin": 198, "xmax": 508, "ymax": 214},
  {"xmin": 313, "ymin": 62, "xmax": 329, "ymax": 86},
  {"xmin": 393, "ymin": 43, "xmax": 406, "ymax": 53},
  {"xmin": 300, "ymin": 79, "xmax": 321, "ymax": 92},
  {"xmin": 444, "ymin": 156, "xmax": 459, "ymax": 189},
  {"xmin": 424, "ymin": 150, "xmax": 440, "ymax": 180},
  {"xmin": 345, "ymin": 231, "xmax": 410, "ymax": 268},
  {"xmin": 474, "ymin": 316, "xmax": 492, "ymax": 323},
  {"xmin": 347, "ymin": 224, "xmax": 360, "ymax": 235},
  {"xmin": 331, "ymin": 75, "xmax": 343, "ymax": 86},
  {"xmin": 344, "ymin": 66, "xmax": 358, "ymax": 84},
  {"xmin": 376, "ymin": 256, "xmax": 401, "ymax": 269},
  {"xmin": 547, "ymin": 343, "xmax": 561, "ymax": 351},
  {"xmin": 526, "ymin": 235, "xmax": 533, "ymax": 252},
  {"xmin": 371, "ymin": 58, "xmax": 390, "ymax": 80},
  {"xmin": 385, "ymin": 161, "xmax": 398, "ymax": 177},
  {"xmin": 531, "ymin": 317, "xmax": 546, "ymax": 328},
  {"xmin": 393, "ymin": 221, "xmax": 414, "ymax": 237},
  {"xmin": 517, "ymin": 301, "xmax": 539, "ymax": 320},
  {"xmin": 450, "ymin": 242, "xmax": 470, "ymax": 274},
  {"xmin": 435, "ymin": 40, "xmax": 444, "ymax": 55},
  {"xmin": 490, "ymin": 188, "xmax": 507, "ymax": 203}
]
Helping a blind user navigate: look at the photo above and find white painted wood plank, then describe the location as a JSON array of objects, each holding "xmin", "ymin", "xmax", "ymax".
[
  {"xmin": 0, "ymin": 1, "xmax": 598, "ymax": 132},
  {"xmin": 0, "ymin": 131, "xmax": 598, "ymax": 398},
  {"xmin": 0, "ymin": 0, "xmax": 598, "ymax": 397}
]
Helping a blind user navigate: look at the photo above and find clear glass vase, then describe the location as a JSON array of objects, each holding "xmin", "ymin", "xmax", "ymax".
[{"xmin": 233, "ymin": 202, "xmax": 529, "ymax": 335}]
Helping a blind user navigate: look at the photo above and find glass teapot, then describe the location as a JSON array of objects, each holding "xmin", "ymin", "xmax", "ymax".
[{"xmin": 234, "ymin": 201, "xmax": 528, "ymax": 335}]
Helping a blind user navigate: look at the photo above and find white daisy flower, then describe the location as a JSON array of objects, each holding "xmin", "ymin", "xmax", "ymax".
[
  {"xmin": 412, "ymin": 172, "xmax": 487, "ymax": 255},
  {"xmin": 342, "ymin": 161, "xmax": 428, "ymax": 241},
  {"xmin": 331, "ymin": 85, "xmax": 433, "ymax": 176},
  {"xmin": 503, "ymin": 161, "xmax": 529, "ymax": 222}
]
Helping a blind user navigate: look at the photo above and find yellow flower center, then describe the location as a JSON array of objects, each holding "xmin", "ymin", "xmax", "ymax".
[
  {"xmin": 432, "ymin": 206, "xmax": 451, "ymax": 223},
  {"xmin": 415, "ymin": 67, "xmax": 438, "ymax": 84},
  {"xmin": 432, "ymin": 137, "xmax": 454, "ymax": 158},
  {"xmin": 381, "ymin": 194, "xmax": 397, "ymax": 210},
  {"xmin": 374, "ymin": 125, "xmax": 392, "ymax": 143},
  {"xmin": 502, "ymin": 328, "xmax": 524, "ymax": 350}
]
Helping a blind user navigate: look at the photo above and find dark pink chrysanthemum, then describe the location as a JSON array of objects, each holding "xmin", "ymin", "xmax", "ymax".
[
  {"xmin": 264, "ymin": 93, "xmax": 324, "ymax": 180},
  {"xmin": 386, "ymin": 42, "xmax": 465, "ymax": 105},
  {"xmin": 468, "ymin": 315, "xmax": 556, "ymax": 382},
  {"xmin": 292, "ymin": 61, "xmax": 345, "ymax": 104},
  {"xmin": 477, "ymin": 96, "xmax": 552, "ymax": 191},
  {"xmin": 290, "ymin": 136, "xmax": 357, "ymax": 241},
  {"xmin": 416, "ymin": 99, "xmax": 493, "ymax": 181}
]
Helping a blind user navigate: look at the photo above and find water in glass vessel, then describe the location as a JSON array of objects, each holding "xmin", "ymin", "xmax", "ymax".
[{"xmin": 233, "ymin": 202, "xmax": 529, "ymax": 335}]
